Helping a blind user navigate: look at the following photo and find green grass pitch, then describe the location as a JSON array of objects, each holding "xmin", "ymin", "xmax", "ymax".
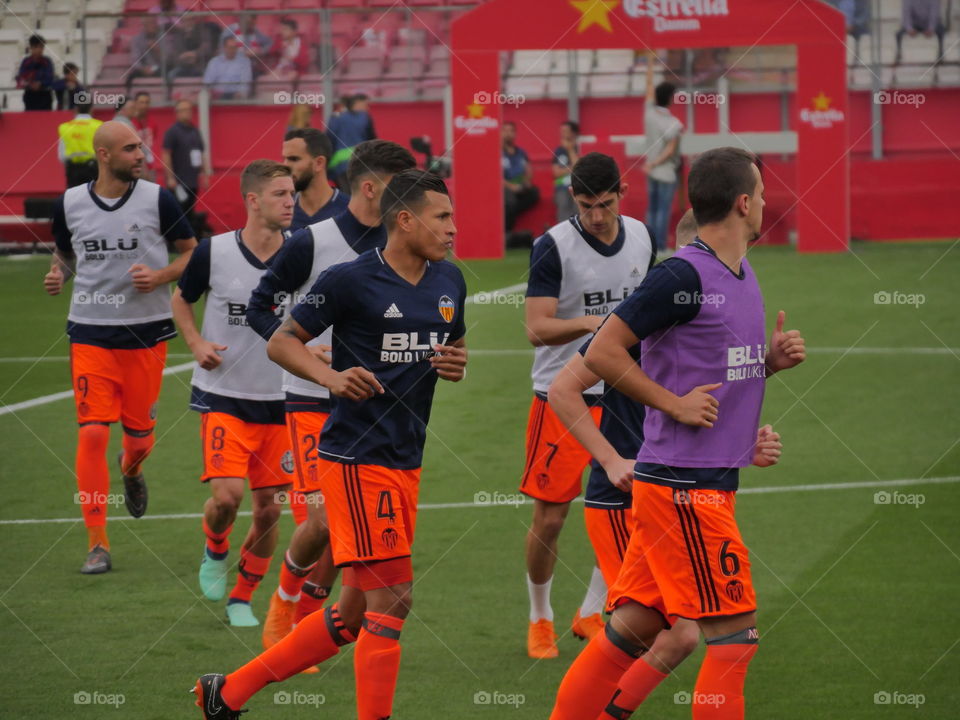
[{"xmin": 0, "ymin": 242, "xmax": 958, "ymax": 718}]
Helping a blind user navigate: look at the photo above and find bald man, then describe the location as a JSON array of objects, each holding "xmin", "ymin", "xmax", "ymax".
[{"xmin": 44, "ymin": 120, "xmax": 197, "ymax": 574}]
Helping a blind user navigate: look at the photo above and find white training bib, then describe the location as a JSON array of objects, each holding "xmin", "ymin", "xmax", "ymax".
[{"xmin": 531, "ymin": 216, "xmax": 654, "ymax": 395}]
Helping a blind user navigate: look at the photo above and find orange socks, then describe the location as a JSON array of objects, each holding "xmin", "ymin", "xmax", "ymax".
[
  {"xmin": 355, "ymin": 612, "xmax": 405, "ymax": 720},
  {"xmin": 228, "ymin": 550, "xmax": 271, "ymax": 604},
  {"xmin": 278, "ymin": 550, "xmax": 316, "ymax": 601},
  {"xmin": 294, "ymin": 582, "xmax": 330, "ymax": 624},
  {"xmin": 222, "ymin": 603, "xmax": 356, "ymax": 710},
  {"xmin": 203, "ymin": 518, "xmax": 231, "ymax": 558},
  {"xmin": 76, "ymin": 424, "xmax": 110, "ymax": 536},
  {"xmin": 598, "ymin": 658, "xmax": 668, "ymax": 719},
  {"xmin": 691, "ymin": 639, "xmax": 758, "ymax": 720},
  {"xmin": 87, "ymin": 526, "xmax": 110, "ymax": 551},
  {"xmin": 550, "ymin": 627, "xmax": 639, "ymax": 720},
  {"xmin": 120, "ymin": 430, "xmax": 153, "ymax": 476}
]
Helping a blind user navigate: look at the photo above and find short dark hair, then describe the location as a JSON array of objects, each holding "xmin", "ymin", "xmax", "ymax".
[
  {"xmin": 688, "ymin": 147, "xmax": 758, "ymax": 226},
  {"xmin": 380, "ymin": 169, "xmax": 449, "ymax": 229},
  {"xmin": 503, "ymin": 120, "xmax": 516, "ymax": 129},
  {"xmin": 570, "ymin": 152, "xmax": 621, "ymax": 197},
  {"xmin": 284, "ymin": 128, "xmax": 332, "ymax": 162},
  {"xmin": 135, "ymin": 91, "xmax": 150, "ymax": 101},
  {"xmin": 344, "ymin": 92, "xmax": 369, "ymax": 111},
  {"xmin": 63, "ymin": 62, "xmax": 79, "ymax": 74},
  {"xmin": 654, "ymin": 81, "xmax": 675, "ymax": 107},
  {"xmin": 29, "ymin": 34, "xmax": 45, "ymax": 48},
  {"xmin": 562, "ymin": 120, "xmax": 580, "ymax": 135},
  {"xmin": 76, "ymin": 100, "xmax": 93, "ymax": 114},
  {"xmin": 280, "ymin": 17, "xmax": 297, "ymax": 30},
  {"xmin": 346, "ymin": 140, "xmax": 416, "ymax": 191},
  {"xmin": 240, "ymin": 158, "xmax": 292, "ymax": 197}
]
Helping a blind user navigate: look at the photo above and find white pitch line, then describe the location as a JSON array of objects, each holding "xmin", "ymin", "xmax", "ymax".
[
  {"xmin": 0, "ymin": 476, "xmax": 955, "ymax": 526},
  {"xmin": 0, "ymin": 361, "xmax": 195, "ymax": 417}
]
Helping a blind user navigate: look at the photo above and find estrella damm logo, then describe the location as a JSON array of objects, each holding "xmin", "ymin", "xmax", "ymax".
[{"xmin": 438, "ymin": 295, "xmax": 455, "ymax": 323}]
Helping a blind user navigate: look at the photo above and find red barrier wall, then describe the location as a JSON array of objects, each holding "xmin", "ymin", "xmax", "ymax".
[{"xmin": 2, "ymin": 89, "xmax": 959, "ymax": 245}]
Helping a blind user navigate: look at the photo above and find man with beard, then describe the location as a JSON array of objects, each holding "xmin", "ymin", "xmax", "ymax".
[
  {"xmin": 282, "ymin": 128, "xmax": 349, "ymax": 231},
  {"xmin": 43, "ymin": 121, "xmax": 196, "ymax": 573}
]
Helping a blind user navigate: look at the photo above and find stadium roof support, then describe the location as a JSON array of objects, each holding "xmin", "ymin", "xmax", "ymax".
[{"xmin": 450, "ymin": 0, "xmax": 850, "ymax": 257}]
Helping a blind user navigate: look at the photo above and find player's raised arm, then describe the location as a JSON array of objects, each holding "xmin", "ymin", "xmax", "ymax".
[
  {"xmin": 585, "ymin": 313, "xmax": 720, "ymax": 428},
  {"xmin": 268, "ymin": 315, "xmax": 382, "ymax": 401},
  {"xmin": 245, "ymin": 229, "xmax": 313, "ymax": 340},
  {"xmin": 549, "ymin": 351, "xmax": 633, "ymax": 491}
]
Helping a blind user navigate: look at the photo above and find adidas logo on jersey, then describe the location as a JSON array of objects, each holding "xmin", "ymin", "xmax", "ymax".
[
  {"xmin": 127, "ymin": 223, "xmax": 142, "ymax": 233},
  {"xmin": 384, "ymin": 303, "xmax": 403, "ymax": 318},
  {"xmin": 630, "ymin": 267, "xmax": 642, "ymax": 277}
]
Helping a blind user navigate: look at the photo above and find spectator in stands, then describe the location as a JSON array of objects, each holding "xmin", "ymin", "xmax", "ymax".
[
  {"xmin": 203, "ymin": 36, "xmax": 253, "ymax": 99},
  {"xmin": 269, "ymin": 18, "xmax": 310, "ymax": 83},
  {"xmin": 287, "ymin": 104, "xmax": 313, "ymax": 133},
  {"xmin": 325, "ymin": 93, "xmax": 376, "ymax": 188},
  {"xmin": 171, "ymin": 13, "xmax": 220, "ymax": 79},
  {"xmin": 222, "ymin": 15, "xmax": 273, "ymax": 75},
  {"xmin": 150, "ymin": 0, "xmax": 186, "ymax": 30},
  {"xmin": 52, "ymin": 63, "xmax": 87, "ymax": 111},
  {"xmin": 642, "ymin": 56, "xmax": 682, "ymax": 253},
  {"xmin": 113, "ymin": 96, "xmax": 156, "ymax": 170},
  {"xmin": 552, "ymin": 120, "xmax": 580, "ymax": 222},
  {"xmin": 57, "ymin": 98, "xmax": 101, "ymax": 188},
  {"xmin": 163, "ymin": 99, "xmax": 208, "ymax": 235},
  {"xmin": 826, "ymin": 0, "xmax": 871, "ymax": 45},
  {"xmin": 502, "ymin": 120, "xmax": 540, "ymax": 240},
  {"xmin": 134, "ymin": 91, "xmax": 161, "ymax": 182},
  {"xmin": 15, "ymin": 35, "xmax": 54, "ymax": 111},
  {"xmin": 896, "ymin": 0, "xmax": 946, "ymax": 65},
  {"xmin": 129, "ymin": 15, "xmax": 179, "ymax": 87}
]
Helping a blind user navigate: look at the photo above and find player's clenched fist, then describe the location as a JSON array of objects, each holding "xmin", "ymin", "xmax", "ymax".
[
  {"xmin": 330, "ymin": 367, "xmax": 384, "ymax": 401},
  {"xmin": 130, "ymin": 263, "xmax": 163, "ymax": 293},
  {"xmin": 670, "ymin": 382, "xmax": 721, "ymax": 428},
  {"xmin": 190, "ymin": 339, "xmax": 227, "ymax": 371},
  {"xmin": 44, "ymin": 265, "xmax": 65, "ymax": 296},
  {"xmin": 429, "ymin": 344, "xmax": 467, "ymax": 382},
  {"xmin": 751, "ymin": 424, "xmax": 782, "ymax": 467}
]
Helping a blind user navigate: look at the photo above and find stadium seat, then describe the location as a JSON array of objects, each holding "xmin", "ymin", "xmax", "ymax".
[
  {"xmin": 378, "ymin": 81, "xmax": 418, "ymax": 100},
  {"xmin": 588, "ymin": 73, "xmax": 630, "ymax": 98},
  {"xmin": 546, "ymin": 73, "xmax": 587, "ymax": 99},
  {"xmin": 509, "ymin": 49, "xmax": 552, "ymax": 78},
  {"xmin": 419, "ymin": 78, "xmax": 447, "ymax": 100},
  {"xmin": 551, "ymin": 49, "xmax": 594, "ymax": 75},
  {"xmin": 504, "ymin": 75, "xmax": 546, "ymax": 100}
]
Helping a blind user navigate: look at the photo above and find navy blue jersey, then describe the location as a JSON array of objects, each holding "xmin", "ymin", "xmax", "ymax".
[
  {"xmin": 291, "ymin": 249, "xmax": 467, "ymax": 469},
  {"xmin": 290, "ymin": 188, "xmax": 350, "ymax": 231},
  {"xmin": 580, "ymin": 338, "xmax": 644, "ymax": 509}
]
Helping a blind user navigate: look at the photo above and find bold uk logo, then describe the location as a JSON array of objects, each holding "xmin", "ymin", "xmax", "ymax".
[
  {"xmin": 800, "ymin": 92, "xmax": 845, "ymax": 130},
  {"xmin": 726, "ymin": 344, "xmax": 767, "ymax": 381}
]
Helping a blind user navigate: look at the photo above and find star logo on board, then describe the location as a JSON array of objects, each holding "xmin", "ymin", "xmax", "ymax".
[
  {"xmin": 800, "ymin": 91, "xmax": 845, "ymax": 130},
  {"xmin": 570, "ymin": 0, "xmax": 619, "ymax": 33},
  {"xmin": 812, "ymin": 92, "xmax": 832, "ymax": 111},
  {"xmin": 466, "ymin": 103, "xmax": 485, "ymax": 118}
]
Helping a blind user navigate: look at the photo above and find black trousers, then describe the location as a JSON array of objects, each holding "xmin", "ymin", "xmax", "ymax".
[
  {"xmin": 504, "ymin": 185, "xmax": 541, "ymax": 231},
  {"xmin": 65, "ymin": 161, "xmax": 98, "ymax": 188}
]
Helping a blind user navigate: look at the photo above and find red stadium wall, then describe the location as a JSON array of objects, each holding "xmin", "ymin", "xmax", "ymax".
[{"xmin": 2, "ymin": 88, "xmax": 959, "ymax": 245}]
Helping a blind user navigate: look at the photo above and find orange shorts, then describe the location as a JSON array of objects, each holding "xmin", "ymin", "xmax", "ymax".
[
  {"xmin": 286, "ymin": 410, "xmax": 331, "ymax": 494},
  {"xmin": 519, "ymin": 395, "xmax": 601, "ymax": 503},
  {"xmin": 584, "ymin": 506, "xmax": 636, "ymax": 589},
  {"xmin": 607, "ymin": 483, "xmax": 756, "ymax": 621},
  {"xmin": 316, "ymin": 457, "xmax": 420, "ymax": 567},
  {"xmin": 200, "ymin": 412, "xmax": 295, "ymax": 489},
  {"xmin": 70, "ymin": 342, "xmax": 167, "ymax": 431}
]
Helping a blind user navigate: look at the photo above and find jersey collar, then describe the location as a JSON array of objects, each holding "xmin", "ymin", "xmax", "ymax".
[
  {"xmin": 570, "ymin": 214, "xmax": 625, "ymax": 257},
  {"xmin": 688, "ymin": 237, "xmax": 745, "ymax": 280},
  {"xmin": 87, "ymin": 179, "xmax": 137, "ymax": 212}
]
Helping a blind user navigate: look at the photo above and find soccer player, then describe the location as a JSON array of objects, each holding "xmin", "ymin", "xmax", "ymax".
[
  {"xmin": 521, "ymin": 152, "xmax": 655, "ymax": 658},
  {"xmin": 282, "ymin": 127, "xmax": 349, "ymax": 231},
  {"xmin": 171, "ymin": 159, "xmax": 296, "ymax": 627},
  {"xmin": 193, "ymin": 169, "xmax": 467, "ymax": 720},
  {"xmin": 547, "ymin": 341, "xmax": 782, "ymax": 720},
  {"xmin": 550, "ymin": 147, "xmax": 806, "ymax": 720},
  {"xmin": 246, "ymin": 140, "xmax": 416, "ymax": 649},
  {"xmin": 44, "ymin": 120, "xmax": 196, "ymax": 574}
]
